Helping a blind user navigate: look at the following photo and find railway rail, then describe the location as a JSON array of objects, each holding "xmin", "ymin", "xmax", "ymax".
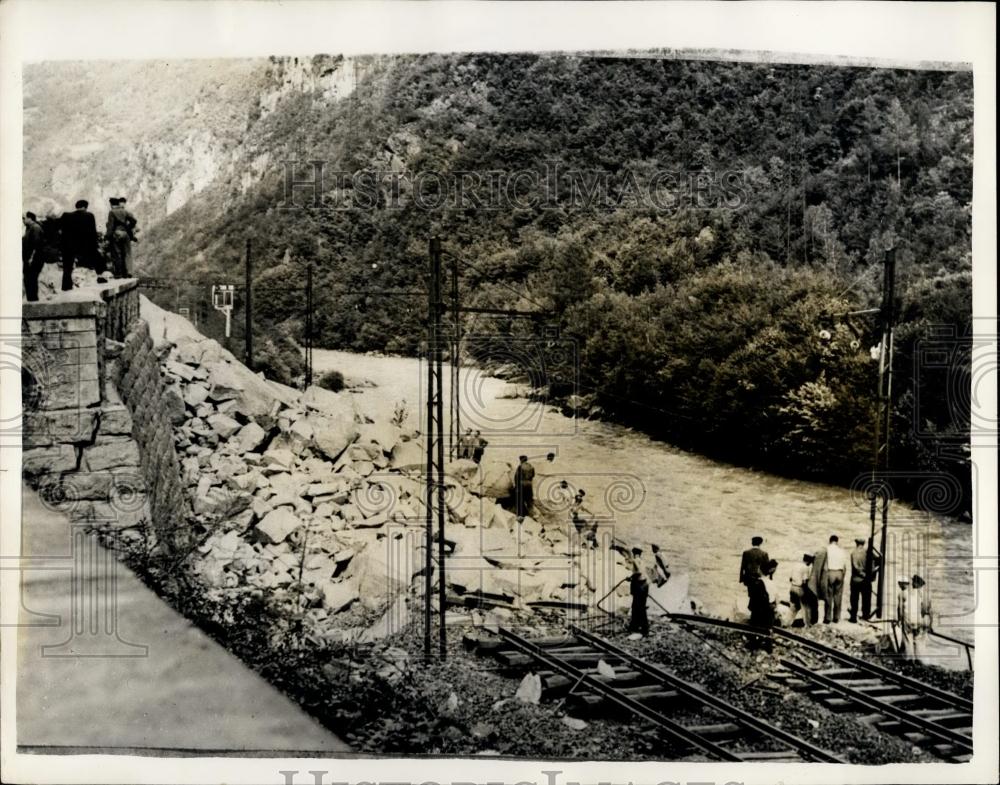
[
  {"xmin": 668, "ymin": 613, "xmax": 973, "ymax": 762},
  {"xmin": 465, "ymin": 625, "xmax": 844, "ymax": 763}
]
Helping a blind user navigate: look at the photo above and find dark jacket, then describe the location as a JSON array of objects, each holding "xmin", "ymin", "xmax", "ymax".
[
  {"xmin": 60, "ymin": 209, "xmax": 99, "ymax": 257},
  {"xmin": 22, "ymin": 220, "xmax": 44, "ymax": 262},
  {"xmin": 107, "ymin": 206, "xmax": 137, "ymax": 241},
  {"xmin": 739, "ymin": 546, "xmax": 769, "ymax": 585}
]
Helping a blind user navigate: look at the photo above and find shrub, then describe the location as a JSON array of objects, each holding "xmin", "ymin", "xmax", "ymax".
[{"xmin": 318, "ymin": 369, "xmax": 345, "ymax": 392}]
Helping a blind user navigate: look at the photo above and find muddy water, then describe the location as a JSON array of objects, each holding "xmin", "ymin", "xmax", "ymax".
[{"xmin": 315, "ymin": 349, "xmax": 975, "ymax": 645}]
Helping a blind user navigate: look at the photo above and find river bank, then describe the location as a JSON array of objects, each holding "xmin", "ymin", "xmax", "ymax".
[{"xmin": 314, "ymin": 348, "xmax": 976, "ymax": 647}]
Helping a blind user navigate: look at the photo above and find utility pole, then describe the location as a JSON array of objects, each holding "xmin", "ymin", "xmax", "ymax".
[
  {"xmin": 868, "ymin": 247, "xmax": 896, "ymax": 618},
  {"xmin": 245, "ymin": 238, "xmax": 254, "ymax": 370},
  {"xmin": 305, "ymin": 263, "xmax": 314, "ymax": 389},
  {"xmin": 425, "ymin": 237, "xmax": 446, "ymax": 658},
  {"xmin": 449, "ymin": 252, "xmax": 461, "ymax": 459}
]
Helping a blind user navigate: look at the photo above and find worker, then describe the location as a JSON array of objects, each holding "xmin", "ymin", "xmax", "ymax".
[
  {"xmin": 824, "ymin": 535, "xmax": 847, "ymax": 623},
  {"xmin": 789, "ymin": 553, "xmax": 815, "ymax": 627},
  {"xmin": 471, "ymin": 430, "xmax": 487, "ymax": 464},
  {"xmin": 650, "ymin": 543, "xmax": 670, "ymax": 586},
  {"xmin": 903, "ymin": 574, "xmax": 932, "ymax": 660},
  {"xmin": 762, "ymin": 559, "xmax": 781, "ymax": 626},
  {"xmin": 22, "ymin": 212, "xmax": 46, "ymax": 302},
  {"xmin": 895, "ymin": 577, "xmax": 912, "ymax": 655},
  {"xmin": 627, "ymin": 546, "xmax": 650, "ymax": 638},
  {"xmin": 513, "ymin": 454, "xmax": 535, "ymax": 520},
  {"xmin": 849, "ymin": 537, "xmax": 870, "ymax": 623},
  {"xmin": 739, "ymin": 535, "xmax": 769, "ymax": 615},
  {"xmin": 458, "ymin": 428, "xmax": 474, "ymax": 459}
]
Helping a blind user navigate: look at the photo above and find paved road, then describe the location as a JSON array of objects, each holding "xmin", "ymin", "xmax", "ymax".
[{"xmin": 16, "ymin": 485, "xmax": 350, "ymax": 755}]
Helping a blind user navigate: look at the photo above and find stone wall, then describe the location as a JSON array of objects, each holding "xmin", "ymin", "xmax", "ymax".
[
  {"xmin": 22, "ymin": 280, "xmax": 188, "ymax": 552},
  {"xmin": 106, "ymin": 319, "xmax": 191, "ymax": 551}
]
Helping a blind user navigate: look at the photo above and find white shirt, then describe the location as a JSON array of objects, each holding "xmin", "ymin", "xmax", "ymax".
[
  {"xmin": 826, "ymin": 543, "xmax": 847, "ymax": 571},
  {"xmin": 790, "ymin": 562, "xmax": 811, "ymax": 586}
]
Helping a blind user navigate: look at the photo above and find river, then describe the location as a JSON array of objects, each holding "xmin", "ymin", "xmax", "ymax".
[{"xmin": 314, "ymin": 349, "xmax": 975, "ymax": 648}]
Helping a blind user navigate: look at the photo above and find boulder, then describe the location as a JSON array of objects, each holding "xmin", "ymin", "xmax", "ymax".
[
  {"xmin": 309, "ymin": 413, "xmax": 359, "ymax": 463},
  {"xmin": 479, "ymin": 459, "xmax": 514, "ymax": 499},
  {"xmin": 173, "ymin": 336, "xmax": 206, "ymax": 365},
  {"xmin": 207, "ymin": 413, "xmax": 241, "ymax": 439},
  {"xmin": 301, "ymin": 385, "xmax": 357, "ymax": 420},
  {"xmin": 389, "ymin": 438, "xmax": 423, "ymax": 470},
  {"xmin": 163, "ymin": 386, "xmax": 188, "ymax": 425},
  {"xmin": 262, "ymin": 447, "xmax": 295, "ymax": 471},
  {"xmin": 232, "ymin": 421, "xmax": 268, "ymax": 453},
  {"xmin": 358, "ymin": 421, "xmax": 402, "ymax": 454},
  {"xmin": 165, "ymin": 360, "xmax": 197, "ymax": 382},
  {"xmin": 184, "ymin": 383, "xmax": 210, "ymax": 408},
  {"xmin": 204, "ymin": 360, "xmax": 278, "ymax": 417},
  {"xmin": 322, "ymin": 580, "xmax": 360, "ymax": 612},
  {"xmin": 255, "ymin": 507, "xmax": 303, "ymax": 545}
]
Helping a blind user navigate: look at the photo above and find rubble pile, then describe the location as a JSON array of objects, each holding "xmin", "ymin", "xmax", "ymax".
[{"xmin": 146, "ymin": 302, "xmax": 637, "ymax": 640}]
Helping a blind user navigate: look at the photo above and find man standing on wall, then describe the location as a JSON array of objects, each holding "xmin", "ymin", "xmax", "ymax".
[
  {"xmin": 59, "ymin": 200, "xmax": 99, "ymax": 291},
  {"xmin": 22, "ymin": 212, "xmax": 46, "ymax": 302},
  {"xmin": 106, "ymin": 196, "xmax": 138, "ymax": 278}
]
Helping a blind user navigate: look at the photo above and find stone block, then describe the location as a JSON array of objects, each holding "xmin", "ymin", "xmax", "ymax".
[
  {"xmin": 232, "ymin": 421, "xmax": 268, "ymax": 453},
  {"xmin": 81, "ymin": 438, "xmax": 141, "ymax": 471},
  {"xmin": 23, "ymin": 444, "xmax": 77, "ymax": 476},
  {"xmin": 323, "ymin": 580, "xmax": 360, "ymax": 612},
  {"xmin": 184, "ymin": 382, "xmax": 210, "ymax": 408},
  {"xmin": 98, "ymin": 404, "xmax": 133, "ymax": 436},
  {"xmin": 24, "ymin": 408, "xmax": 99, "ymax": 445},
  {"xmin": 207, "ymin": 413, "xmax": 241, "ymax": 439},
  {"xmin": 255, "ymin": 507, "xmax": 303, "ymax": 545}
]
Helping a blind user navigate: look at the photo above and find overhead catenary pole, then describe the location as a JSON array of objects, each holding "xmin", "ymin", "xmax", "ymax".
[
  {"xmin": 868, "ymin": 247, "xmax": 896, "ymax": 618},
  {"xmin": 245, "ymin": 238, "xmax": 253, "ymax": 370},
  {"xmin": 450, "ymin": 251, "xmax": 461, "ymax": 459},
  {"xmin": 424, "ymin": 237, "xmax": 445, "ymax": 658},
  {"xmin": 305, "ymin": 262, "xmax": 314, "ymax": 389}
]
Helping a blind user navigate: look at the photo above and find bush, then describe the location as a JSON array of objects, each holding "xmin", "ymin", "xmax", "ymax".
[{"xmin": 318, "ymin": 369, "xmax": 345, "ymax": 392}]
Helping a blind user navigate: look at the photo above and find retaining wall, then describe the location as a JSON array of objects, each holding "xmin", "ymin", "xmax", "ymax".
[{"xmin": 22, "ymin": 281, "xmax": 189, "ymax": 551}]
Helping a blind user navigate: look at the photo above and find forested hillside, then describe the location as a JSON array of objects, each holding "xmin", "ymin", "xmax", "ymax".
[{"xmin": 27, "ymin": 53, "xmax": 974, "ymax": 514}]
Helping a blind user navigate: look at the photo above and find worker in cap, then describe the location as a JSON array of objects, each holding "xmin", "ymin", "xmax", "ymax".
[
  {"xmin": 627, "ymin": 546, "xmax": 650, "ymax": 639},
  {"xmin": 849, "ymin": 537, "xmax": 871, "ymax": 622}
]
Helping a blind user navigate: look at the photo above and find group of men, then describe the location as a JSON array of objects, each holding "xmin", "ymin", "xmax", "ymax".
[
  {"xmin": 740, "ymin": 533, "xmax": 882, "ymax": 629},
  {"xmin": 22, "ymin": 197, "xmax": 138, "ymax": 301},
  {"xmin": 456, "ymin": 428, "xmax": 488, "ymax": 464}
]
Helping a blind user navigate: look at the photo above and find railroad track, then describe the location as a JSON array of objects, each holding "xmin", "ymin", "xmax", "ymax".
[
  {"xmin": 464, "ymin": 625, "xmax": 843, "ymax": 763},
  {"xmin": 668, "ymin": 613, "xmax": 974, "ymax": 762}
]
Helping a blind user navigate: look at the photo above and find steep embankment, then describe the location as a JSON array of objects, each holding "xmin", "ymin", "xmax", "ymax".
[{"xmin": 138, "ymin": 296, "xmax": 666, "ymax": 644}]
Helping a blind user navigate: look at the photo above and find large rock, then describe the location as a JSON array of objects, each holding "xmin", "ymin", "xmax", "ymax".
[
  {"xmin": 301, "ymin": 385, "xmax": 357, "ymax": 420},
  {"xmin": 479, "ymin": 459, "xmax": 515, "ymax": 499},
  {"xmin": 255, "ymin": 507, "xmax": 303, "ymax": 544},
  {"xmin": 207, "ymin": 413, "xmax": 241, "ymax": 439},
  {"xmin": 184, "ymin": 382, "xmax": 210, "ymax": 408},
  {"xmin": 322, "ymin": 580, "xmax": 360, "ymax": 612},
  {"xmin": 309, "ymin": 413, "xmax": 359, "ymax": 463},
  {"xmin": 204, "ymin": 360, "xmax": 279, "ymax": 418},
  {"xmin": 358, "ymin": 421, "xmax": 402, "ymax": 454},
  {"xmin": 389, "ymin": 438, "xmax": 423, "ymax": 470},
  {"xmin": 232, "ymin": 421, "xmax": 268, "ymax": 453}
]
